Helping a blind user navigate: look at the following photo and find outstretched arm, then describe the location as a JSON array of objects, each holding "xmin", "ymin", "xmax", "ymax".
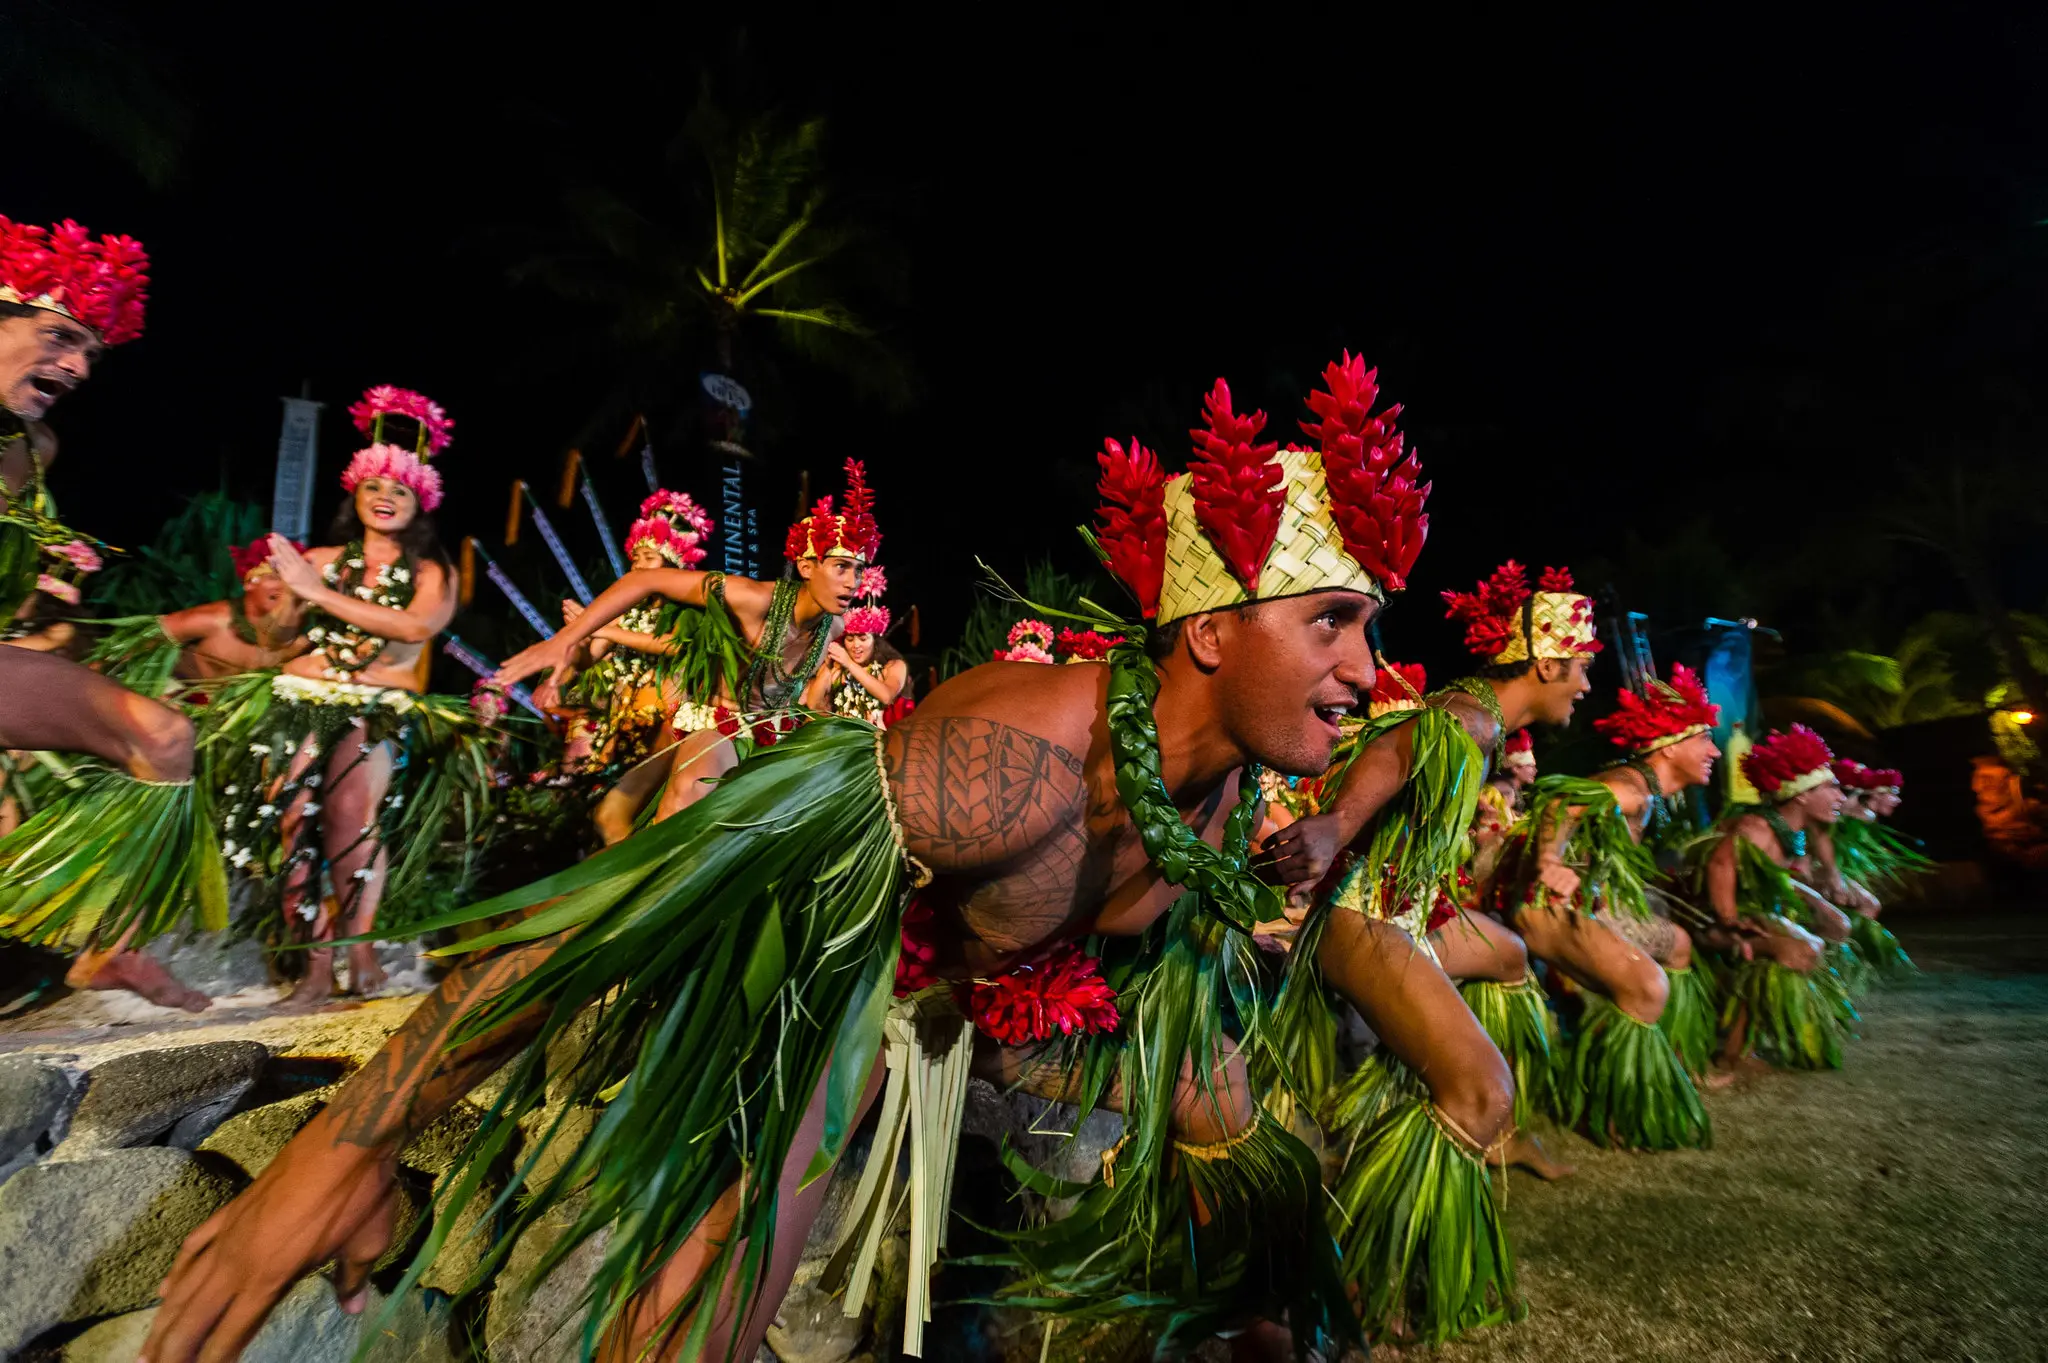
[
  {"xmin": 143, "ymin": 937, "xmax": 560, "ymax": 1363},
  {"xmin": 496, "ymin": 567, "xmax": 728, "ymax": 705}
]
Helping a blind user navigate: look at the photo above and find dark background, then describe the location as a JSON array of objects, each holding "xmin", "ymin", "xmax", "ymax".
[{"xmin": 14, "ymin": 1, "xmax": 2048, "ymax": 684}]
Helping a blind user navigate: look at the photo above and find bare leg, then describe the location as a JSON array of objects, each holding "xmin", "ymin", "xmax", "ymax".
[
  {"xmin": 1513, "ymin": 900, "xmax": 1669, "ymax": 1024},
  {"xmin": 0, "ymin": 648, "xmax": 192, "ymax": 779},
  {"xmin": 651, "ymin": 727, "xmax": 740, "ymax": 824},
  {"xmin": 1423, "ymin": 913, "xmax": 1568, "ymax": 1174},
  {"xmin": 1428, "ymin": 910, "xmax": 1530, "ymax": 985},
  {"xmin": 321, "ymin": 732, "xmax": 395, "ymax": 996},
  {"xmin": 64, "ymin": 922, "xmax": 211, "ymax": 1011},
  {"xmin": 1319, "ymin": 911, "xmax": 1515, "ymax": 1153},
  {"xmin": 604, "ymin": 1059, "xmax": 887, "ymax": 1362},
  {"xmin": 276, "ymin": 735, "xmax": 334, "ymax": 1007},
  {"xmin": 592, "ymin": 742, "xmax": 679, "ymax": 845}
]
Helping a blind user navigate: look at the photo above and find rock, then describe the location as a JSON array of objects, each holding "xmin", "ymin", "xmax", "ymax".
[
  {"xmin": 145, "ymin": 928, "xmax": 274, "ymax": 997},
  {"xmin": 0, "ymin": 1146, "xmax": 243, "ymax": 1355},
  {"xmin": 63, "ymin": 1279, "xmax": 459, "ymax": 1363},
  {"xmin": 484, "ymin": 1195, "xmax": 611, "ymax": 1363},
  {"xmin": 197, "ymin": 1087, "xmax": 334, "ymax": 1179},
  {"xmin": 56, "ymin": 1041, "xmax": 269, "ymax": 1155},
  {"xmin": 399, "ymin": 1098, "xmax": 486, "ymax": 1177},
  {"xmin": 0, "ymin": 1055, "xmax": 77, "ymax": 1182},
  {"xmin": 765, "ymin": 1273, "xmax": 867, "ymax": 1363}
]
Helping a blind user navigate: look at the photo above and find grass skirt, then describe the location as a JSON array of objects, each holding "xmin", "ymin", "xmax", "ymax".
[
  {"xmin": 0, "ymin": 769, "xmax": 226, "ymax": 951},
  {"xmin": 1849, "ymin": 913, "xmax": 1915, "ymax": 982},
  {"xmin": 1568, "ymin": 993, "xmax": 1711, "ymax": 1150},
  {"xmin": 1723, "ymin": 957, "xmax": 1857, "ymax": 1070},
  {"xmin": 1660, "ymin": 963, "xmax": 1719, "ymax": 1077},
  {"xmin": 1460, "ymin": 976, "xmax": 1564, "ymax": 1127}
]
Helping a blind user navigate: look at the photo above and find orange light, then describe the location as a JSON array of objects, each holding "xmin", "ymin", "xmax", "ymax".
[{"xmin": 2014, "ymin": 710, "xmax": 2036, "ymax": 725}]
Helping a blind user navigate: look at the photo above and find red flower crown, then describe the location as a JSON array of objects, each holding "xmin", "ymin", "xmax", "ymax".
[
  {"xmin": 1594, "ymin": 663, "xmax": 1720, "ymax": 752},
  {"xmin": 1742, "ymin": 724, "xmax": 1837, "ymax": 801},
  {"xmin": 1832, "ymin": 760, "xmax": 1903, "ymax": 792},
  {"xmin": 1091, "ymin": 354, "xmax": 1430, "ymax": 617},
  {"xmin": 1056, "ymin": 627, "xmax": 1124, "ymax": 662},
  {"xmin": 785, "ymin": 458, "xmax": 882, "ymax": 562},
  {"xmin": 1504, "ymin": 727, "xmax": 1535, "ymax": 760},
  {"xmin": 231, "ymin": 536, "xmax": 304, "ymax": 580},
  {"xmin": 0, "ymin": 217, "xmax": 149, "ymax": 345},
  {"xmin": 1368, "ymin": 659, "xmax": 1428, "ymax": 714}
]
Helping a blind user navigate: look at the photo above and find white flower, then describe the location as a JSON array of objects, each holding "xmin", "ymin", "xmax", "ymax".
[
  {"xmin": 300, "ymin": 803, "xmax": 321, "ymax": 817},
  {"xmin": 221, "ymin": 840, "xmax": 238, "ymax": 857},
  {"xmin": 249, "ymin": 742, "xmax": 272, "ymax": 755},
  {"xmin": 222, "ymin": 784, "xmax": 239, "ymax": 796},
  {"xmin": 348, "ymin": 558, "xmax": 365, "ymax": 568},
  {"xmin": 299, "ymin": 901, "xmax": 319, "ymax": 921},
  {"xmin": 256, "ymin": 803, "xmax": 277, "ymax": 818},
  {"xmin": 391, "ymin": 567, "xmax": 410, "ymax": 582},
  {"xmin": 231, "ymin": 847, "xmax": 252, "ymax": 868},
  {"xmin": 303, "ymin": 774, "xmax": 322, "ymax": 788},
  {"xmin": 387, "ymin": 793, "xmax": 404, "ymax": 809},
  {"xmin": 307, "ymin": 627, "xmax": 326, "ymax": 642},
  {"xmin": 352, "ymin": 867, "xmax": 377, "ymax": 882},
  {"xmin": 356, "ymin": 586, "xmax": 375, "ymax": 600}
]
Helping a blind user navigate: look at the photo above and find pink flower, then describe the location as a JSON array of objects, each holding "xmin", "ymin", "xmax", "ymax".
[
  {"xmin": 35, "ymin": 573, "xmax": 80, "ymax": 605},
  {"xmin": 856, "ymin": 565, "xmax": 888, "ymax": 599},
  {"xmin": 44, "ymin": 539, "xmax": 102, "ymax": 574}
]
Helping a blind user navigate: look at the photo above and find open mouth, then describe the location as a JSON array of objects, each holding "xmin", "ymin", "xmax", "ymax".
[
  {"xmin": 1311, "ymin": 700, "xmax": 1355, "ymax": 738},
  {"xmin": 369, "ymin": 501, "xmax": 399, "ymax": 518},
  {"xmin": 28, "ymin": 374, "xmax": 71, "ymax": 400}
]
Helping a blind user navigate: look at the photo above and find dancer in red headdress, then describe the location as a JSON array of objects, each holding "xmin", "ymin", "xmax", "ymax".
[
  {"xmin": 1812, "ymin": 759, "xmax": 1926, "ymax": 983},
  {"xmin": 1686, "ymin": 725, "xmax": 1860, "ymax": 1069},
  {"xmin": 495, "ymin": 457, "xmax": 880, "ymax": 819},
  {"xmin": 0, "ymin": 216, "xmax": 222, "ymax": 1011}
]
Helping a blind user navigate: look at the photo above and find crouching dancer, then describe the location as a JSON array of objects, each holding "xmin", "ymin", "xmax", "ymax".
[{"xmin": 142, "ymin": 360, "xmax": 1429, "ymax": 1362}]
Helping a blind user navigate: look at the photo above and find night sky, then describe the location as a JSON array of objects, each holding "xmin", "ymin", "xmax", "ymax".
[{"xmin": 18, "ymin": 2, "xmax": 2048, "ymax": 683}]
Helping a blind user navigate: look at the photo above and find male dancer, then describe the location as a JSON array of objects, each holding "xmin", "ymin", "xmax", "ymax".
[
  {"xmin": 146, "ymin": 358, "xmax": 1433, "ymax": 1363},
  {"xmin": 1500, "ymin": 664, "xmax": 1723, "ymax": 1147},
  {"xmin": 1819, "ymin": 760, "xmax": 1922, "ymax": 979},
  {"xmin": 0, "ymin": 215, "xmax": 217, "ymax": 1009},
  {"xmin": 1700, "ymin": 725, "xmax": 1857, "ymax": 1069},
  {"xmin": 516, "ymin": 460, "xmax": 872, "ymax": 825}
]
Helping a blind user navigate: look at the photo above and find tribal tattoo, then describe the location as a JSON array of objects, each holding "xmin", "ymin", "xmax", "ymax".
[{"xmin": 328, "ymin": 939, "xmax": 555, "ymax": 1149}]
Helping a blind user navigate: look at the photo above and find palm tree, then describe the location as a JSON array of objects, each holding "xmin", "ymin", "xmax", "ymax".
[{"xmin": 509, "ymin": 86, "xmax": 914, "ymax": 438}]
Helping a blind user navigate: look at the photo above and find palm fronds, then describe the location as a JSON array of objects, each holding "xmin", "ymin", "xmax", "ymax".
[
  {"xmin": 1723, "ymin": 958, "xmax": 1857, "ymax": 1070},
  {"xmin": 86, "ymin": 490, "xmax": 265, "ymax": 616},
  {"xmin": 1848, "ymin": 913, "xmax": 1916, "ymax": 981},
  {"xmin": 84, "ymin": 614, "xmax": 180, "ymax": 697},
  {"xmin": 1460, "ymin": 977, "xmax": 1564, "ymax": 1129},
  {"xmin": 1568, "ymin": 993, "xmax": 1711, "ymax": 1150},
  {"xmin": 1659, "ymin": 964, "xmax": 1719, "ymax": 1076}
]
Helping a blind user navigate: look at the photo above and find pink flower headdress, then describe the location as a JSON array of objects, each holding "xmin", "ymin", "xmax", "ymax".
[
  {"xmin": 340, "ymin": 384, "xmax": 451, "ymax": 512},
  {"xmin": 0, "ymin": 217, "xmax": 149, "ymax": 344},
  {"xmin": 842, "ymin": 562, "xmax": 891, "ymax": 635},
  {"xmin": 626, "ymin": 488, "xmax": 714, "ymax": 568},
  {"xmin": 995, "ymin": 619, "xmax": 1055, "ymax": 664}
]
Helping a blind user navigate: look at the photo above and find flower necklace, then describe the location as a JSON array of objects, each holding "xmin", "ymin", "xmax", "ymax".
[
  {"xmin": 740, "ymin": 575, "xmax": 833, "ymax": 709},
  {"xmin": 1432, "ymin": 676, "xmax": 1509, "ymax": 771},
  {"xmin": 308, "ymin": 540, "xmax": 415, "ymax": 682},
  {"xmin": 1104, "ymin": 642, "xmax": 1276, "ymax": 933},
  {"xmin": 597, "ymin": 601, "xmax": 666, "ymax": 692}
]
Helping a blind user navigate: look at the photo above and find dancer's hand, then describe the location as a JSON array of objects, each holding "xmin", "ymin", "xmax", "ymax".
[
  {"xmin": 141, "ymin": 1109, "xmax": 400, "ymax": 1363},
  {"xmin": 561, "ymin": 599, "xmax": 584, "ymax": 626},
  {"xmin": 825, "ymin": 640, "xmax": 854, "ymax": 668},
  {"xmin": 266, "ymin": 534, "xmax": 324, "ymax": 599},
  {"xmin": 495, "ymin": 636, "xmax": 576, "ymax": 707},
  {"xmin": 1261, "ymin": 811, "xmax": 1343, "ymax": 888},
  {"xmin": 1537, "ymin": 860, "xmax": 1581, "ymax": 903}
]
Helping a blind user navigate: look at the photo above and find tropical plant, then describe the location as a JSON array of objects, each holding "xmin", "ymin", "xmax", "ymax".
[
  {"xmin": 87, "ymin": 490, "xmax": 265, "ymax": 615},
  {"xmin": 509, "ymin": 85, "xmax": 914, "ymax": 436}
]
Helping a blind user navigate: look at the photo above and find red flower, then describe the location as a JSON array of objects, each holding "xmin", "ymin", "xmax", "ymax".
[
  {"xmin": 1537, "ymin": 566, "xmax": 1576, "ymax": 592},
  {"xmin": 1742, "ymin": 724, "xmax": 1836, "ymax": 796},
  {"xmin": 1442, "ymin": 561, "xmax": 1533, "ymax": 658},
  {"xmin": 1594, "ymin": 663, "xmax": 1720, "ymax": 750},
  {"xmin": 1055, "ymin": 627, "xmax": 1125, "ymax": 661},
  {"xmin": 965, "ymin": 943, "xmax": 1120, "ymax": 1045},
  {"xmin": 1095, "ymin": 437, "xmax": 1168, "ymax": 618},
  {"xmin": 1186, "ymin": 379, "xmax": 1282, "ymax": 592},
  {"xmin": 1302, "ymin": 353, "xmax": 1431, "ymax": 589},
  {"xmin": 1369, "ymin": 659, "xmax": 1427, "ymax": 708},
  {"xmin": 895, "ymin": 894, "xmax": 943, "ymax": 995}
]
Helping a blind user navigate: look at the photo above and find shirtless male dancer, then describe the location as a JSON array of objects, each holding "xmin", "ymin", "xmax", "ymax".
[
  {"xmin": 145, "ymin": 361, "xmax": 1445, "ymax": 1362},
  {"xmin": 0, "ymin": 216, "xmax": 212, "ymax": 1009}
]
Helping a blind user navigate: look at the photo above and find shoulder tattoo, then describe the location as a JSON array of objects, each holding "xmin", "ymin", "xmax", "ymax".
[{"xmin": 885, "ymin": 716, "xmax": 1086, "ymax": 871}]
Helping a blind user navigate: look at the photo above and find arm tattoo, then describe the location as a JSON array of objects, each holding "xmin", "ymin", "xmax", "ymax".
[
  {"xmin": 886, "ymin": 717, "xmax": 1086, "ymax": 873},
  {"xmin": 329, "ymin": 941, "xmax": 554, "ymax": 1148}
]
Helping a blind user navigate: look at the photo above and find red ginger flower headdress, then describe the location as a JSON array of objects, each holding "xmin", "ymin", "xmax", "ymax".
[
  {"xmin": 1091, "ymin": 356, "xmax": 1427, "ymax": 622},
  {"xmin": 340, "ymin": 384, "xmax": 449, "ymax": 512},
  {"xmin": 1742, "ymin": 724, "xmax": 1838, "ymax": 802},
  {"xmin": 1056, "ymin": 627, "xmax": 1124, "ymax": 662},
  {"xmin": 785, "ymin": 458, "xmax": 882, "ymax": 562},
  {"xmin": 1443, "ymin": 562, "xmax": 1602, "ymax": 663},
  {"xmin": 232, "ymin": 536, "xmax": 304, "ymax": 581},
  {"xmin": 1299, "ymin": 353, "xmax": 1430, "ymax": 590},
  {"xmin": 0, "ymin": 217, "xmax": 149, "ymax": 345},
  {"xmin": 1867, "ymin": 767, "xmax": 1903, "ymax": 791},
  {"xmin": 1595, "ymin": 662, "xmax": 1720, "ymax": 754},
  {"xmin": 1368, "ymin": 659, "xmax": 1428, "ymax": 717},
  {"xmin": 1832, "ymin": 760, "xmax": 1903, "ymax": 792},
  {"xmin": 626, "ymin": 488, "xmax": 714, "ymax": 569}
]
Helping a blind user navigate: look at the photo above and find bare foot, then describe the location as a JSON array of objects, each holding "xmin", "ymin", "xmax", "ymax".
[
  {"xmin": 346, "ymin": 942, "xmax": 387, "ymax": 996},
  {"xmin": 282, "ymin": 949, "xmax": 337, "ymax": 1010},
  {"xmin": 1493, "ymin": 1130, "xmax": 1576, "ymax": 1180},
  {"xmin": 65, "ymin": 950, "xmax": 210, "ymax": 1013},
  {"xmin": 1700, "ymin": 1067, "xmax": 1740, "ymax": 1090},
  {"xmin": 1714, "ymin": 1052, "xmax": 1776, "ymax": 1079}
]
